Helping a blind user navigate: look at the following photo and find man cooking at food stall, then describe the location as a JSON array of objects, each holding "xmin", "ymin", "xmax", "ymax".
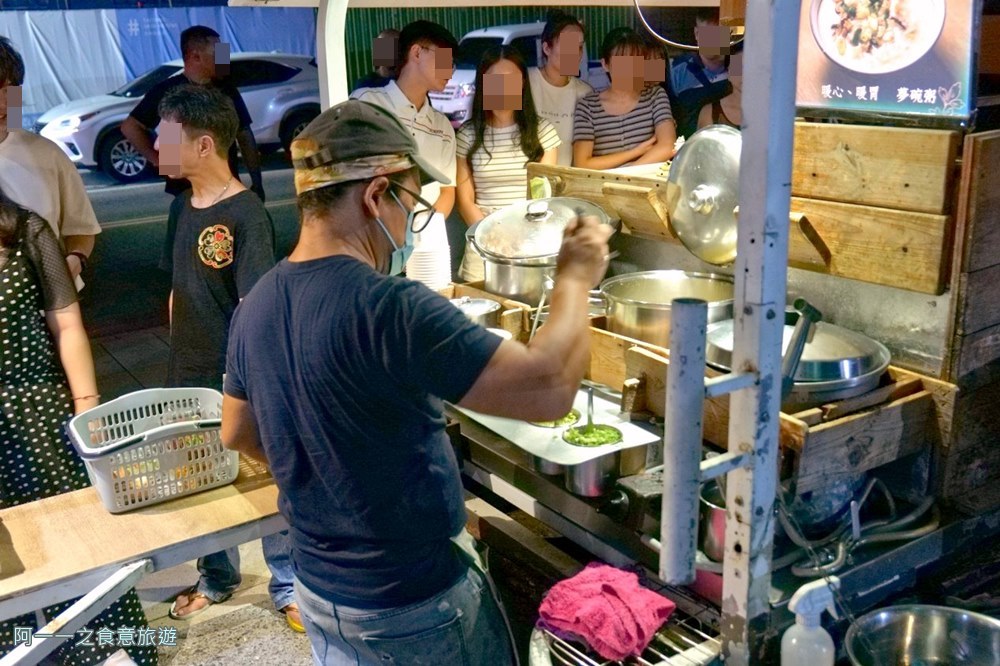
[{"xmin": 219, "ymin": 99, "xmax": 611, "ymax": 665}]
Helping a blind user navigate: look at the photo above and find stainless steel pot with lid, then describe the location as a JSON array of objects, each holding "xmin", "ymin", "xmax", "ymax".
[
  {"xmin": 706, "ymin": 310, "xmax": 892, "ymax": 410},
  {"xmin": 469, "ymin": 197, "xmax": 615, "ymax": 305}
]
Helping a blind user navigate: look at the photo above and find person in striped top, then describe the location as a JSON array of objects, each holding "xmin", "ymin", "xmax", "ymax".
[
  {"xmin": 572, "ymin": 28, "xmax": 677, "ymax": 170},
  {"xmin": 456, "ymin": 46, "xmax": 560, "ymax": 282}
]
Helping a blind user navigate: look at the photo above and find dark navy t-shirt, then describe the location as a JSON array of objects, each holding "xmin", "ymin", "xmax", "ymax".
[{"xmin": 224, "ymin": 255, "xmax": 501, "ymax": 608}]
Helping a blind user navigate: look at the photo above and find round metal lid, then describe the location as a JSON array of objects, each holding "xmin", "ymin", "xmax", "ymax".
[
  {"xmin": 705, "ymin": 317, "xmax": 891, "ymax": 383},
  {"xmin": 666, "ymin": 125, "xmax": 742, "ymax": 266},
  {"xmin": 472, "ymin": 197, "xmax": 611, "ymax": 261}
]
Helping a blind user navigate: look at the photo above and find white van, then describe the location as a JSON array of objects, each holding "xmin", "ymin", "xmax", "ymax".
[{"xmin": 429, "ymin": 21, "xmax": 609, "ymax": 128}]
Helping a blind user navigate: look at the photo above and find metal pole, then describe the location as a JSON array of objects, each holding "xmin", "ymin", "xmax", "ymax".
[
  {"xmin": 316, "ymin": 0, "xmax": 350, "ymax": 110},
  {"xmin": 720, "ymin": 0, "xmax": 802, "ymax": 662},
  {"xmin": 0, "ymin": 560, "xmax": 152, "ymax": 666},
  {"xmin": 660, "ymin": 298, "xmax": 707, "ymax": 585}
]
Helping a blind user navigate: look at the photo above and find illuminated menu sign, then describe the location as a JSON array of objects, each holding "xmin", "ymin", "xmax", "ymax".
[{"xmin": 796, "ymin": 0, "xmax": 979, "ymax": 123}]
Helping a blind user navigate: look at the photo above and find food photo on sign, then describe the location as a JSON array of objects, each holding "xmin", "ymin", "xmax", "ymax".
[{"xmin": 796, "ymin": 0, "xmax": 981, "ymax": 124}]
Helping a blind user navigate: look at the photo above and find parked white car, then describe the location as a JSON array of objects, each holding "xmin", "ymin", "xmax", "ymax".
[
  {"xmin": 35, "ymin": 52, "xmax": 321, "ymax": 183},
  {"xmin": 429, "ymin": 22, "xmax": 610, "ymax": 128}
]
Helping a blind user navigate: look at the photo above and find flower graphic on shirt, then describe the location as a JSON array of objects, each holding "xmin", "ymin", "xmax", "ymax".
[{"xmin": 198, "ymin": 225, "xmax": 234, "ymax": 269}]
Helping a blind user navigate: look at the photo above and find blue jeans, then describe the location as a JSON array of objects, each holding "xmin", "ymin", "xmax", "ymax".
[
  {"xmin": 294, "ymin": 565, "xmax": 516, "ymax": 666},
  {"xmin": 196, "ymin": 531, "xmax": 295, "ymax": 609}
]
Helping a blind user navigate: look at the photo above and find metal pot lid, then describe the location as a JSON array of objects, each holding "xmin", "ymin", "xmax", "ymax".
[
  {"xmin": 450, "ymin": 297, "xmax": 501, "ymax": 317},
  {"xmin": 706, "ymin": 317, "xmax": 891, "ymax": 384},
  {"xmin": 666, "ymin": 125, "xmax": 742, "ymax": 266},
  {"xmin": 472, "ymin": 197, "xmax": 612, "ymax": 261}
]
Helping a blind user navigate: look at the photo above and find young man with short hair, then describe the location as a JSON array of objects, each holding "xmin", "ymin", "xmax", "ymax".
[
  {"xmin": 668, "ymin": 9, "xmax": 732, "ymax": 138},
  {"xmin": 155, "ymin": 84, "xmax": 301, "ymax": 631},
  {"xmin": 351, "ymin": 20, "xmax": 457, "ymax": 219},
  {"xmin": 123, "ymin": 25, "xmax": 265, "ymax": 201},
  {"xmin": 528, "ymin": 10, "xmax": 593, "ymax": 167}
]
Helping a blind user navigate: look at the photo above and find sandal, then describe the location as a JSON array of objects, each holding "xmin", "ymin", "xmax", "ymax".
[
  {"xmin": 281, "ymin": 603, "xmax": 306, "ymax": 633},
  {"xmin": 169, "ymin": 586, "xmax": 229, "ymax": 620}
]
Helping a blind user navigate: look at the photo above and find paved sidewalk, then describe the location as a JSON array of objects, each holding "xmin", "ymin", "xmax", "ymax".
[{"xmin": 91, "ymin": 327, "xmax": 312, "ymax": 664}]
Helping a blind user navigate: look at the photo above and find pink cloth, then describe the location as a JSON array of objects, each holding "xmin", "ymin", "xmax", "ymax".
[{"xmin": 538, "ymin": 563, "xmax": 676, "ymax": 661}]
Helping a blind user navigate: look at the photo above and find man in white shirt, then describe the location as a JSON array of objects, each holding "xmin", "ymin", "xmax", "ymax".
[
  {"xmin": 528, "ymin": 11, "xmax": 593, "ymax": 167},
  {"xmin": 0, "ymin": 37, "xmax": 100, "ymax": 281},
  {"xmin": 351, "ymin": 20, "xmax": 458, "ymax": 218}
]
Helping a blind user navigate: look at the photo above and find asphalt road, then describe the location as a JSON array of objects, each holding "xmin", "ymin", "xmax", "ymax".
[{"xmin": 80, "ymin": 154, "xmax": 300, "ymax": 338}]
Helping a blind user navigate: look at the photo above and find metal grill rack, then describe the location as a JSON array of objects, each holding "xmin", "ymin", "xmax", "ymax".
[{"xmin": 543, "ymin": 608, "xmax": 721, "ymax": 666}]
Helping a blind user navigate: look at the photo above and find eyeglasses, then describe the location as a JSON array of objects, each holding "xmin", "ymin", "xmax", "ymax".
[{"xmin": 390, "ymin": 182, "xmax": 436, "ymax": 233}]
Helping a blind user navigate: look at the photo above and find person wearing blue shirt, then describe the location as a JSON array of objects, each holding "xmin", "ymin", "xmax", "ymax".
[
  {"xmin": 668, "ymin": 9, "xmax": 732, "ymax": 138},
  {"xmin": 220, "ymin": 99, "xmax": 611, "ymax": 665}
]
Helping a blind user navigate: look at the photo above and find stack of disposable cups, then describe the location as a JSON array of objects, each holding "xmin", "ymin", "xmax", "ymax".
[{"xmin": 405, "ymin": 211, "xmax": 452, "ymax": 291}]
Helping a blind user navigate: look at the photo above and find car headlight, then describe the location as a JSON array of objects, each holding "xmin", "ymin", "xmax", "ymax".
[
  {"xmin": 457, "ymin": 83, "xmax": 475, "ymax": 98},
  {"xmin": 56, "ymin": 112, "xmax": 98, "ymax": 130}
]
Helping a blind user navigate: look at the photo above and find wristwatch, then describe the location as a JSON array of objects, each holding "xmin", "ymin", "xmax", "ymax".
[{"xmin": 67, "ymin": 251, "xmax": 89, "ymax": 272}]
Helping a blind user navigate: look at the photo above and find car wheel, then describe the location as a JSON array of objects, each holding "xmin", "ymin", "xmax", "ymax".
[
  {"xmin": 280, "ymin": 110, "xmax": 318, "ymax": 156},
  {"xmin": 99, "ymin": 130, "xmax": 152, "ymax": 184}
]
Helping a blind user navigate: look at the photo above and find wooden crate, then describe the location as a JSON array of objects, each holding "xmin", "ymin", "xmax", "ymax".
[
  {"xmin": 437, "ymin": 283, "xmax": 532, "ymax": 341},
  {"xmin": 578, "ymin": 325, "xmax": 957, "ymax": 500}
]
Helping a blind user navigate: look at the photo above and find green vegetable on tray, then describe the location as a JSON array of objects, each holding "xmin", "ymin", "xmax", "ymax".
[
  {"xmin": 530, "ymin": 409, "xmax": 581, "ymax": 429},
  {"xmin": 562, "ymin": 424, "xmax": 623, "ymax": 447}
]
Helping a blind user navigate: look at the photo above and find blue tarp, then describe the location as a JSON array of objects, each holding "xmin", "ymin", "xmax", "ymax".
[{"xmin": 1, "ymin": 6, "xmax": 316, "ymax": 127}]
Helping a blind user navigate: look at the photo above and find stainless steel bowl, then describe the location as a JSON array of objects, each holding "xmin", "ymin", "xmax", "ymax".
[
  {"xmin": 846, "ymin": 605, "xmax": 1000, "ymax": 666},
  {"xmin": 563, "ymin": 445, "xmax": 647, "ymax": 498},
  {"xmin": 600, "ymin": 271, "xmax": 735, "ymax": 349},
  {"xmin": 449, "ymin": 297, "xmax": 501, "ymax": 328}
]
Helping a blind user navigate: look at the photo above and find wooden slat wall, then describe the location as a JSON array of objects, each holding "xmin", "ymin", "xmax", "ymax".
[
  {"xmin": 789, "ymin": 197, "xmax": 951, "ymax": 294},
  {"xmin": 791, "ymin": 124, "xmax": 960, "ymax": 215},
  {"xmin": 947, "ymin": 131, "xmax": 1000, "ymax": 380},
  {"xmin": 940, "ymin": 131, "xmax": 1000, "ymax": 509}
]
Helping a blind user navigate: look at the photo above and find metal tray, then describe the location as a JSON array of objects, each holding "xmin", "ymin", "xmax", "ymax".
[{"xmin": 454, "ymin": 389, "xmax": 658, "ymax": 466}]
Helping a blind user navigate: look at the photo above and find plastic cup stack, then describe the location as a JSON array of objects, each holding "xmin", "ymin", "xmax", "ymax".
[{"xmin": 406, "ymin": 211, "xmax": 452, "ymax": 291}]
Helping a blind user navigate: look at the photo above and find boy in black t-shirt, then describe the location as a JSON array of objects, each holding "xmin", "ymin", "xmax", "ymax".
[
  {"xmin": 154, "ymin": 83, "xmax": 302, "ymax": 632},
  {"xmin": 121, "ymin": 25, "xmax": 265, "ymax": 201}
]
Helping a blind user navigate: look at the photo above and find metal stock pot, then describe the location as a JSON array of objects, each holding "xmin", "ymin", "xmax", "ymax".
[
  {"xmin": 469, "ymin": 198, "xmax": 615, "ymax": 306},
  {"xmin": 600, "ymin": 271, "xmax": 736, "ymax": 349}
]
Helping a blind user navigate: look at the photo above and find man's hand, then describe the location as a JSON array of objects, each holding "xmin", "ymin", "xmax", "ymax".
[
  {"xmin": 555, "ymin": 215, "xmax": 613, "ymax": 288},
  {"xmin": 251, "ymin": 182, "xmax": 266, "ymax": 203}
]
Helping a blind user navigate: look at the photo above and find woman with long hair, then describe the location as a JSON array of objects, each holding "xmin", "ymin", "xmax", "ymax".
[
  {"xmin": 456, "ymin": 45, "xmax": 560, "ymax": 282},
  {"xmin": 572, "ymin": 28, "xmax": 677, "ymax": 170},
  {"xmin": 0, "ymin": 189, "xmax": 156, "ymax": 665}
]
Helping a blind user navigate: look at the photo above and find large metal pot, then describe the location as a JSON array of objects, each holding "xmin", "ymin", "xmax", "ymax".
[
  {"xmin": 469, "ymin": 197, "xmax": 614, "ymax": 306},
  {"xmin": 600, "ymin": 271, "xmax": 735, "ymax": 349},
  {"xmin": 706, "ymin": 310, "xmax": 891, "ymax": 412}
]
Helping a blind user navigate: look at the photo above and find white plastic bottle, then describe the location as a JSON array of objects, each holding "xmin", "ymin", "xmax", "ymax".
[{"xmin": 780, "ymin": 576, "xmax": 840, "ymax": 666}]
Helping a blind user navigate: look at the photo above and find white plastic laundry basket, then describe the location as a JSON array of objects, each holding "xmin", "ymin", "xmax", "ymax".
[{"xmin": 67, "ymin": 388, "xmax": 238, "ymax": 513}]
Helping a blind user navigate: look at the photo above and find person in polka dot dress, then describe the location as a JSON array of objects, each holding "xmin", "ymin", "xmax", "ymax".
[{"xmin": 0, "ymin": 191, "xmax": 156, "ymax": 664}]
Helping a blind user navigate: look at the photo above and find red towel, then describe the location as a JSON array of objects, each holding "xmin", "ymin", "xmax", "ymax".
[{"xmin": 538, "ymin": 563, "xmax": 676, "ymax": 660}]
